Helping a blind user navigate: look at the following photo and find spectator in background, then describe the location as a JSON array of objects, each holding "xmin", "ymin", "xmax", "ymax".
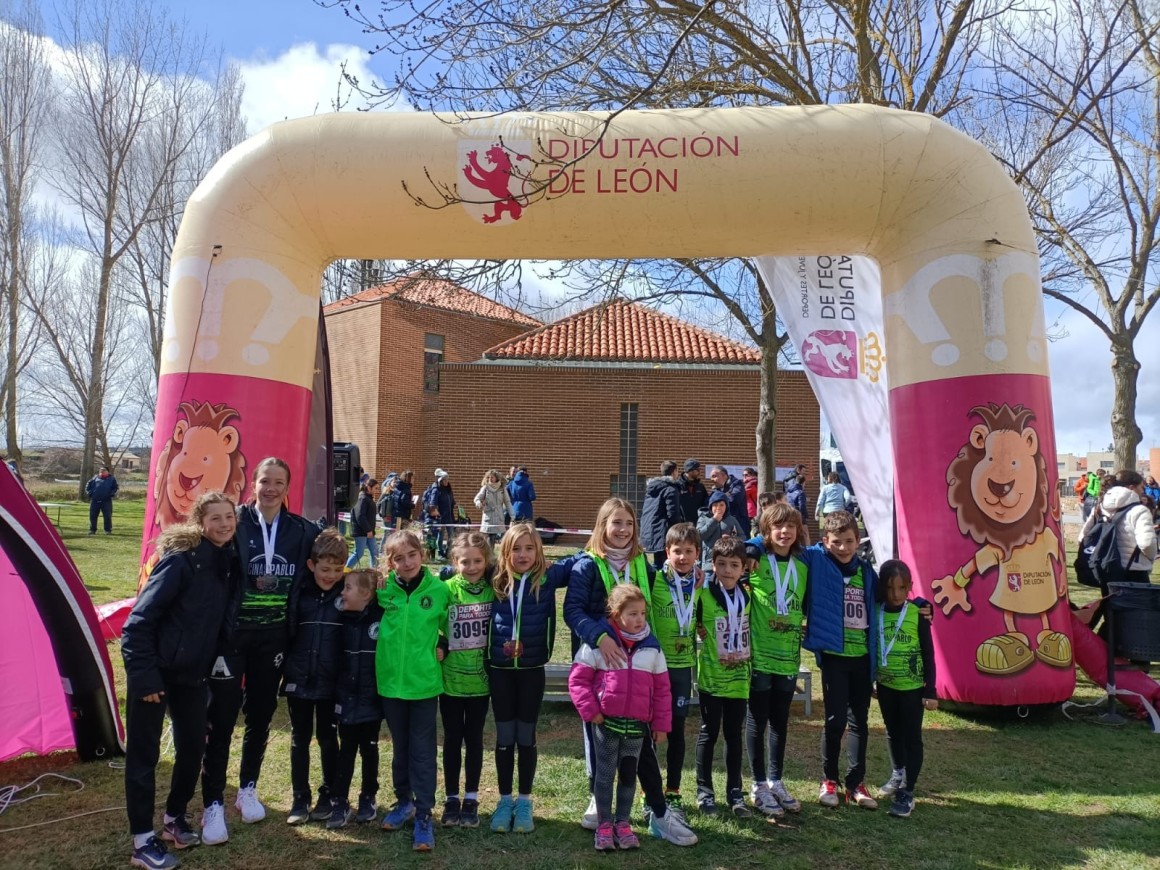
[
  {"xmin": 782, "ymin": 464, "xmax": 806, "ymax": 487},
  {"xmin": 695, "ymin": 491, "xmax": 745, "ymax": 573},
  {"xmin": 708, "ymin": 466, "xmax": 749, "ymax": 532},
  {"xmin": 1144, "ymin": 475, "xmax": 1160, "ymax": 506},
  {"xmin": 86, "ymin": 465, "xmax": 119, "ymax": 535},
  {"xmin": 742, "ymin": 467, "xmax": 758, "ymax": 535},
  {"xmin": 784, "ymin": 473, "xmax": 807, "ymax": 518},
  {"xmin": 423, "ymin": 469, "xmax": 458, "ymax": 560},
  {"xmin": 506, "ymin": 465, "xmax": 537, "ymax": 522},
  {"xmin": 815, "ymin": 472, "xmax": 853, "ymax": 522},
  {"xmin": 475, "ymin": 468, "xmax": 514, "ymax": 544},
  {"xmin": 1, "ymin": 455, "xmax": 23, "ymax": 486},
  {"xmin": 677, "ymin": 459, "xmax": 709, "ymax": 522},
  {"xmin": 392, "ymin": 470, "xmax": 415, "ymax": 526},
  {"xmin": 640, "ymin": 460, "xmax": 683, "ymax": 568},
  {"xmin": 757, "ymin": 491, "xmax": 783, "ymax": 515}
]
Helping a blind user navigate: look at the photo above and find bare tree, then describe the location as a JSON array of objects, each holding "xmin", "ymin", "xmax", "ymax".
[
  {"xmin": 326, "ymin": 0, "xmax": 1006, "ymax": 488},
  {"xmin": 120, "ymin": 60, "xmax": 247, "ymax": 397},
  {"xmin": 978, "ymin": 0, "xmax": 1160, "ymax": 470},
  {"xmin": 0, "ymin": 0, "xmax": 52, "ymax": 470},
  {"xmin": 49, "ymin": 0, "xmax": 221, "ymax": 496}
]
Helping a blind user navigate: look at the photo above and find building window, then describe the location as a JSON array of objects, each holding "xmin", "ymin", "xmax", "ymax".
[
  {"xmin": 423, "ymin": 333, "xmax": 444, "ymax": 392},
  {"xmin": 1100, "ymin": 460, "xmax": 1114, "ymax": 468},
  {"xmin": 611, "ymin": 403, "xmax": 647, "ymax": 512}
]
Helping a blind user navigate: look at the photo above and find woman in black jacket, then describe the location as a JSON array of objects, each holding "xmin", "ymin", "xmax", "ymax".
[
  {"xmin": 392, "ymin": 470, "xmax": 415, "ymax": 524},
  {"xmin": 121, "ymin": 491, "xmax": 242, "ymax": 869},
  {"xmin": 346, "ymin": 478, "xmax": 380, "ymax": 568}
]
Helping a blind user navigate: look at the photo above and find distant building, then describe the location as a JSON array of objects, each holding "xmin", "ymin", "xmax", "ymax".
[{"xmin": 325, "ymin": 287, "xmax": 821, "ymax": 530}]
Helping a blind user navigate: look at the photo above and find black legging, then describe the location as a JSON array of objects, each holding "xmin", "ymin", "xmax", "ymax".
[
  {"xmin": 819, "ymin": 653, "xmax": 873, "ymax": 790},
  {"xmin": 746, "ymin": 672, "xmax": 796, "ymax": 782},
  {"xmin": 696, "ymin": 691, "xmax": 747, "ymax": 798},
  {"xmin": 877, "ymin": 685, "xmax": 924, "ymax": 791},
  {"xmin": 489, "ymin": 667, "xmax": 545, "ymax": 795},
  {"xmin": 440, "ymin": 694, "xmax": 490, "ymax": 796}
]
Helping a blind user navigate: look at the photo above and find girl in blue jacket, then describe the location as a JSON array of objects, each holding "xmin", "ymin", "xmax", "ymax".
[{"xmin": 487, "ymin": 522, "xmax": 578, "ymax": 834}]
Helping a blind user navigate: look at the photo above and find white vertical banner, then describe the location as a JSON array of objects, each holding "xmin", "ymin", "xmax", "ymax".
[{"xmin": 754, "ymin": 255, "xmax": 894, "ymax": 562}]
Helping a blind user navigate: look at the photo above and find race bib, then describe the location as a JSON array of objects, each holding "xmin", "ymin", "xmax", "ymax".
[
  {"xmin": 714, "ymin": 614, "xmax": 751, "ymax": 664},
  {"xmin": 843, "ymin": 585, "xmax": 868, "ymax": 630},
  {"xmin": 447, "ymin": 602, "xmax": 490, "ymax": 651}
]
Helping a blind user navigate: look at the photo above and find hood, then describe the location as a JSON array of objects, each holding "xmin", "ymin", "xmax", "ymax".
[
  {"xmin": 1101, "ymin": 486, "xmax": 1142, "ymax": 513},
  {"xmin": 784, "ymin": 477, "xmax": 803, "ymax": 494},
  {"xmin": 646, "ymin": 476, "xmax": 677, "ymax": 495},
  {"xmin": 513, "ymin": 470, "xmax": 529, "ymax": 483}
]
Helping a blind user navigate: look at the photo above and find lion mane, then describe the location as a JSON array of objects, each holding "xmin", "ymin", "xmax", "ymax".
[
  {"xmin": 946, "ymin": 402, "xmax": 1049, "ymax": 562},
  {"xmin": 153, "ymin": 399, "xmax": 246, "ymax": 531}
]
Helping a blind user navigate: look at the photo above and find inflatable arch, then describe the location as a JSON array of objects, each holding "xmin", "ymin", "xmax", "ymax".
[{"xmin": 147, "ymin": 105, "xmax": 1073, "ymax": 707}]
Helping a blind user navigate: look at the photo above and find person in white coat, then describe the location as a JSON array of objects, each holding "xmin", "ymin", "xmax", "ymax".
[
  {"xmin": 1079, "ymin": 470, "xmax": 1157, "ymax": 583},
  {"xmin": 474, "ymin": 469, "xmax": 514, "ymax": 543}
]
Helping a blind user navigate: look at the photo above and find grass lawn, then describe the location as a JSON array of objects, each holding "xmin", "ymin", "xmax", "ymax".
[{"xmin": 2, "ymin": 502, "xmax": 1160, "ymax": 868}]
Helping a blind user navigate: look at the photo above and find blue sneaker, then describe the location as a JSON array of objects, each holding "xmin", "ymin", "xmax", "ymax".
[
  {"xmin": 131, "ymin": 836, "xmax": 179, "ymax": 869},
  {"xmin": 381, "ymin": 800, "xmax": 416, "ymax": 831},
  {"xmin": 490, "ymin": 795, "xmax": 514, "ymax": 833},
  {"xmin": 512, "ymin": 796, "xmax": 534, "ymax": 833},
  {"xmin": 412, "ymin": 814, "xmax": 435, "ymax": 851}
]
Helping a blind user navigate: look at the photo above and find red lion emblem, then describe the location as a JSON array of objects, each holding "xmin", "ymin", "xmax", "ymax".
[{"xmin": 462, "ymin": 143, "xmax": 531, "ymax": 224}]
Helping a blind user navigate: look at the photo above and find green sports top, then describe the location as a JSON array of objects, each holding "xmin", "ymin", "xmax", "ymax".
[
  {"xmin": 835, "ymin": 568, "xmax": 869, "ymax": 658},
  {"xmin": 648, "ymin": 566, "xmax": 698, "ymax": 668},
  {"xmin": 748, "ymin": 552, "xmax": 808, "ymax": 676},
  {"xmin": 876, "ymin": 602, "xmax": 924, "ymax": 691},
  {"xmin": 442, "ymin": 575, "xmax": 496, "ymax": 697},
  {"xmin": 695, "ymin": 583, "xmax": 751, "ymax": 699}
]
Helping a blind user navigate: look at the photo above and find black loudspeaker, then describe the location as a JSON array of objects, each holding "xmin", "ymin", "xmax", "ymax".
[{"xmin": 332, "ymin": 442, "xmax": 362, "ymax": 512}]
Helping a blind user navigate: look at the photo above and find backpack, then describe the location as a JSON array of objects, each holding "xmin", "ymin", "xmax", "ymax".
[
  {"xmin": 377, "ymin": 490, "xmax": 392, "ymax": 519},
  {"xmin": 1073, "ymin": 505, "xmax": 1142, "ymax": 588}
]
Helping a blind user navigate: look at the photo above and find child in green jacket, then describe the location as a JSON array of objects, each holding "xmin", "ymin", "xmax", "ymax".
[{"xmin": 376, "ymin": 528, "xmax": 449, "ymax": 852}]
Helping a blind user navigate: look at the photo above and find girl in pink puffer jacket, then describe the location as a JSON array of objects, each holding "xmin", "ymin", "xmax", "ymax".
[{"xmin": 569, "ymin": 585, "xmax": 672, "ymax": 851}]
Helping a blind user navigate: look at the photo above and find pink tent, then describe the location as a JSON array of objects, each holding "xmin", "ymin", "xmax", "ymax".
[{"xmin": 0, "ymin": 466, "xmax": 123, "ymax": 762}]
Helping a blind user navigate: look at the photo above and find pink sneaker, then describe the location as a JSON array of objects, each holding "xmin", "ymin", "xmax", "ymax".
[
  {"xmin": 594, "ymin": 821, "xmax": 615, "ymax": 851},
  {"xmin": 613, "ymin": 820, "xmax": 639, "ymax": 849}
]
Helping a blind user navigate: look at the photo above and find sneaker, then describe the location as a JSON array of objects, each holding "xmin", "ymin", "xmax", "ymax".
[
  {"xmin": 200, "ymin": 803, "xmax": 228, "ymax": 846},
  {"xmin": 665, "ymin": 793, "xmax": 688, "ymax": 826},
  {"xmin": 818, "ymin": 779, "xmax": 840, "ymax": 808},
  {"xmin": 460, "ymin": 798, "xmax": 480, "ymax": 828},
  {"xmin": 581, "ymin": 794, "xmax": 599, "ymax": 831},
  {"xmin": 286, "ymin": 797, "xmax": 310, "ymax": 826},
  {"xmin": 131, "ymin": 836, "xmax": 179, "ymax": 870},
  {"xmin": 356, "ymin": 795, "xmax": 377, "ymax": 824},
  {"xmin": 648, "ymin": 807, "xmax": 698, "ymax": 847},
  {"xmin": 728, "ymin": 790, "xmax": 753, "ymax": 818},
  {"xmin": 768, "ymin": 779, "xmax": 801, "ymax": 814},
  {"xmin": 326, "ymin": 801, "xmax": 351, "ymax": 830},
  {"xmin": 879, "ymin": 768, "xmax": 906, "ymax": 798},
  {"xmin": 512, "ymin": 796, "xmax": 535, "ymax": 833},
  {"xmin": 161, "ymin": 814, "xmax": 200, "ymax": 849},
  {"xmin": 613, "ymin": 820, "xmax": 640, "ymax": 849},
  {"xmin": 490, "ymin": 795, "xmax": 514, "ymax": 833},
  {"xmin": 594, "ymin": 821, "xmax": 615, "ymax": 851},
  {"xmin": 441, "ymin": 797, "xmax": 461, "ymax": 827},
  {"xmin": 696, "ymin": 793, "xmax": 717, "ymax": 815},
  {"xmin": 888, "ymin": 789, "xmax": 915, "ymax": 818},
  {"xmin": 309, "ymin": 793, "xmax": 333, "ymax": 822},
  {"xmin": 749, "ymin": 783, "xmax": 784, "ymax": 819},
  {"xmin": 381, "ymin": 800, "xmax": 416, "ymax": 831},
  {"xmin": 235, "ymin": 783, "xmax": 266, "ymax": 824},
  {"xmin": 847, "ymin": 783, "xmax": 878, "ymax": 810},
  {"xmin": 412, "ymin": 814, "xmax": 435, "ymax": 852}
]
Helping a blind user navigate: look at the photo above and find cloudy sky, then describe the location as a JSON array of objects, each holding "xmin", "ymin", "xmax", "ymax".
[{"xmin": 39, "ymin": 0, "xmax": 1160, "ymax": 459}]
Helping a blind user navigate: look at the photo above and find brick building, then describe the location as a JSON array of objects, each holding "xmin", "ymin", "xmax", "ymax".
[
  {"xmin": 323, "ymin": 278, "xmax": 540, "ymax": 478},
  {"xmin": 326, "ymin": 287, "xmax": 821, "ymax": 531}
]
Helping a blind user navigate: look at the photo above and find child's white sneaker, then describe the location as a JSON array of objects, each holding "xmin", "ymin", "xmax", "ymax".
[
  {"xmin": 750, "ymin": 782, "xmax": 785, "ymax": 818},
  {"xmin": 581, "ymin": 794, "xmax": 599, "ymax": 831},
  {"xmin": 201, "ymin": 802, "xmax": 228, "ymax": 845},
  {"xmin": 235, "ymin": 783, "xmax": 266, "ymax": 823},
  {"xmin": 768, "ymin": 779, "xmax": 801, "ymax": 813}
]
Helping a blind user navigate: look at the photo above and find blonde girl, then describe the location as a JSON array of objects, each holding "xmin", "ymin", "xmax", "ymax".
[
  {"xmin": 486, "ymin": 523, "xmax": 580, "ymax": 834},
  {"xmin": 564, "ymin": 498, "xmax": 697, "ymax": 846},
  {"xmin": 440, "ymin": 531, "xmax": 497, "ymax": 828}
]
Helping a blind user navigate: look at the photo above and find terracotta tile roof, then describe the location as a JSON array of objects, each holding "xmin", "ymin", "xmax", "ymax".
[
  {"xmin": 323, "ymin": 277, "xmax": 541, "ymax": 326},
  {"xmin": 483, "ymin": 299, "xmax": 760, "ymax": 365}
]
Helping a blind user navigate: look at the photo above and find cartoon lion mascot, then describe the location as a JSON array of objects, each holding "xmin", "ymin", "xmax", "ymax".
[
  {"xmin": 153, "ymin": 399, "xmax": 247, "ymax": 531},
  {"xmin": 930, "ymin": 402, "xmax": 1072, "ymax": 676}
]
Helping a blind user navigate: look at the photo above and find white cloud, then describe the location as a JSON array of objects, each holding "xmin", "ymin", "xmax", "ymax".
[{"xmin": 236, "ymin": 42, "xmax": 393, "ymax": 134}]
